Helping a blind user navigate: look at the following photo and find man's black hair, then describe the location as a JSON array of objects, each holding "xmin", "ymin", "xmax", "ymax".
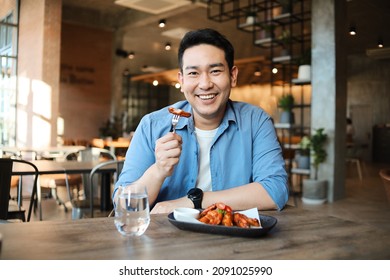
[{"xmin": 178, "ymin": 28, "xmax": 235, "ymax": 72}]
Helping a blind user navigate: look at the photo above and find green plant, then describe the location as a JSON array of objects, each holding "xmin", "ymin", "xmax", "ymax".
[
  {"xmin": 278, "ymin": 94, "xmax": 295, "ymax": 112},
  {"xmin": 310, "ymin": 128, "xmax": 328, "ymax": 180},
  {"xmin": 298, "ymin": 135, "xmax": 311, "ymax": 156}
]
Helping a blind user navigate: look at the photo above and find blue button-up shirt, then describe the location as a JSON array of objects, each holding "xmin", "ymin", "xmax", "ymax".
[{"xmin": 115, "ymin": 100, "xmax": 289, "ymax": 210}]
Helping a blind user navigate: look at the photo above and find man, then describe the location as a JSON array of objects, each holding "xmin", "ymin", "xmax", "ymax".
[{"xmin": 114, "ymin": 28, "xmax": 288, "ymax": 214}]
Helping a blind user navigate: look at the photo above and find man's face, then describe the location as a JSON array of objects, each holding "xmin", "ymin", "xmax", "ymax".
[{"xmin": 177, "ymin": 44, "xmax": 238, "ymax": 129}]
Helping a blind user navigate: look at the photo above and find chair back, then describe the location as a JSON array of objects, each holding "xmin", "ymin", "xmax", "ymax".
[
  {"xmin": 0, "ymin": 158, "xmax": 39, "ymax": 221},
  {"xmin": 88, "ymin": 159, "xmax": 124, "ymax": 218},
  {"xmin": 0, "ymin": 159, "xmax": 13, "ymax": 220},
  {"xmin": 379, "ymin": 169, "xmax": 390, "ymax": 203},
  {"xmin": 62, "ymin": 147, "xmax": 116, "ymax": 200},
  {"xmin": 79, "ymin": 148, "xmax": 116, "ymax": 198}
]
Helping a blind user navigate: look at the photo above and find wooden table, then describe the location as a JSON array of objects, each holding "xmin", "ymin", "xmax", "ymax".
[
  {"xmin": 0, "ymin": 207, "xmax": 389, "ymax": 260},
  {"xmin": 12, "ymin": 160, "xmax": 117, "ymax": 220}
]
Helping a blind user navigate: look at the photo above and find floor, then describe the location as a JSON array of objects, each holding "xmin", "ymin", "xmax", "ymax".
[{"xmin": 21, "ymin": 160, "xmax": 390, "ymax": 224}]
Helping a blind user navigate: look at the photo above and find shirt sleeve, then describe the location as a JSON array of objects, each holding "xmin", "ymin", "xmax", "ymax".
[
  {"xmin": 252, "ymin": 116, "xmax": 289, "ymax": 210},
  {"xmin": 113, "ymin": 115, "xmax": 156, "ymax": 198}
]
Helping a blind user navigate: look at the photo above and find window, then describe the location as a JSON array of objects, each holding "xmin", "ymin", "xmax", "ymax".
[{"xmin": 0, "ymin": 1, "xmax": 19, "ymax": 146}]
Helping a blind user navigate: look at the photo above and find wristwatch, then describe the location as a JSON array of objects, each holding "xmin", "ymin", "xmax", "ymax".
[{"xmin": 187, "ymin": 188, "xmax": 203, "ymax": 209}]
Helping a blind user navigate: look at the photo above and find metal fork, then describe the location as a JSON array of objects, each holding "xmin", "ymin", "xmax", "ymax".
[{"xmin": 171, "ymin": 114, "xmax": 180, "ymax": 133}]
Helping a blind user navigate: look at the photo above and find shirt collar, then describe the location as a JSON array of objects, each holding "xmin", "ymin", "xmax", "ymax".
[{"xmin": 175, "ymin": 100, "xmax": 238, "ymax": 133}]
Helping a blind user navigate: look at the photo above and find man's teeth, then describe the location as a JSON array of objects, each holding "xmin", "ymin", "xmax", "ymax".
[{"xmin": 198, "ymin": 94, "xmax": 215, "ymax": 100}]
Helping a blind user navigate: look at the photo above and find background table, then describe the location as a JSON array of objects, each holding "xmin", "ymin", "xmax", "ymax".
[
  {"xmin": 1, "ymin": 146, "xmax": 85, "ymax": 160},
  {"xmin": 0, "ymin": 207, "xmax": 389, "ymax": 259},
  {"xmin": 12, "ymin": 160, "xmax": 117, "ymax": 220}
]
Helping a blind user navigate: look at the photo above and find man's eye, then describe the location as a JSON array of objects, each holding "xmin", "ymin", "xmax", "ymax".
[
  {"xmin": 211, "ymin": 69, "xmax": 222, "ymax": 74},
  {"xmin": 187, "ymin": 72, "xmax": 198, "ymax": 76}
]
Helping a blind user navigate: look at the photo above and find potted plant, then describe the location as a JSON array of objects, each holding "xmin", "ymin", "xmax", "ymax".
[
  {"xmin": 295, "ymin": 135, "xmax": 310, "ymax": 169},
  {"xmin": 302, "ymin": 128, "xmax": 328, "ymax": 204},
  {"xmin": 278, "ymin": 93, "xmax": 295, "ymax": 124}
]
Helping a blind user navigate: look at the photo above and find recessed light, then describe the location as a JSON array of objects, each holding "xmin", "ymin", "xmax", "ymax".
[{"xmin": 159, "ymin": 19, "xmax": 166, "ymax": 28}]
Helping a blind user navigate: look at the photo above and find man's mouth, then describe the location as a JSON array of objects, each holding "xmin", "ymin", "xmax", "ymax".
[{"xmin": 197, "ymin": 94, "xmax": 217, "ymax": 100}]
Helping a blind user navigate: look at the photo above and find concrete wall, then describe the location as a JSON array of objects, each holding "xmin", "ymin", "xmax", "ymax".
[
  {"xmin": 347, "ymin": 55, "xmax": 390, "ymax": 126},
  {"xmin": 347, "ymin": 54, "xmax": 390, "ymax": 162}
]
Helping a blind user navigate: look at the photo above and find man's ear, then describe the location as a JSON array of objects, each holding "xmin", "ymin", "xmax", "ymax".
[
  {"xmin": 230, "ymin": 66, "xmax": 238, "ymax": 87},
  {"xmin": 177, "ymin": 71, "xmax": 184, "ymax": 92}
]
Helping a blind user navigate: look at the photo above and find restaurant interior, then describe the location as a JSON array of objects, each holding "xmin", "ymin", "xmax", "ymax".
[
  {"xmin": 0, "ymin": 0, "xmax": 389, "ymax": 261},
  {"xmin": 0, "ymin": 0, "xmax": 390, "ymax": 250}
]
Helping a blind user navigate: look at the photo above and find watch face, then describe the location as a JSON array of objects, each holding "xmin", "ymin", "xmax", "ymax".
[{"xmin": 187, "ymin": 188, "xmax": 202, "ymax": 198}]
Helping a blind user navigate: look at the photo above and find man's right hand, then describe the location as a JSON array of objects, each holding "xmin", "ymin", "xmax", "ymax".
[{"xmin": 154, "ymin": 132, "xmax": 182, "ymax": 178}]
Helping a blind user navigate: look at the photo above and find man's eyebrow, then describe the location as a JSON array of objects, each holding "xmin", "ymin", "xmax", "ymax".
[
  {"xmin": 209, "ymin": 63, "xmax": 225, "ymax": 68},
  {"xmin": 184, "ymin": 63, "xmax": 225, "ymax": 71},
  {"xmin": 184, "ymin": 65, "xmax": 199, "ymax": 71}
]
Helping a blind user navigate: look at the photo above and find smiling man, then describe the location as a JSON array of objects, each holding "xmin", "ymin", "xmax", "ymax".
[{"xmin": 114, "ymin": 28, "xmax": 288, "ymax": 214}]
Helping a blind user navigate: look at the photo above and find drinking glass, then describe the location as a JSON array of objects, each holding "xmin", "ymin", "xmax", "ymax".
[{"xmin": 114, "ymin": 183, "xmax": 150, "ymax": 237}]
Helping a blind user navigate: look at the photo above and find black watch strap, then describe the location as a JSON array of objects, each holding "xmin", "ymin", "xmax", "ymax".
[{"xmin": 187, "ymin": 188, "xmax": 203, "ymax": 209}]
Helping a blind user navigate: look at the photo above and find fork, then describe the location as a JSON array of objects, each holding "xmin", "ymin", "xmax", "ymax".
[{"xmin": 171, "ymin": 114, "xmax": 180, "ymax": 133}]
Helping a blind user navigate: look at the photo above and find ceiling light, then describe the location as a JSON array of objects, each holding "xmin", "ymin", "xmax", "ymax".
[
  {"xmin": 159, "ymin": 19, "xmax": 166, "ymax": 28},
  {"xmin": 272, "ymin": 67, "xmax": 278, "ymax": 74},
  {"xmin": 349, "ymin": 25, "xmax": 356, "ymax": 36},
  {"xmin": 165, "ymin": 42, "xmax": 171, "ymax": 51},
  {"xmin": 128, "ymin": 52, "xmax": 135, "ymax": 59},
  {"xmin": 153, "ymin": 80, "xmax": 159, "ymax": 86}
]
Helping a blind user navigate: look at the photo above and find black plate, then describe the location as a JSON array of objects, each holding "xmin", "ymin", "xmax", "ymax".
[{"xmin": 167, "ymin": 212, "xmax": 277, "ymax": 238}]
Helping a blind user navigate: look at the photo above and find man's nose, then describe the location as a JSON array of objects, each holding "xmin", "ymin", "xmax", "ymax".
[{"xmin": 198, "ymin": 73, "xmax": 213, "ymax": 90}]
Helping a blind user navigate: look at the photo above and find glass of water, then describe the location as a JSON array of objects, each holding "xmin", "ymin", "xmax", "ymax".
[{"xmin": 114, "ymin": 183, "xmax": 150, "ymax": 237}]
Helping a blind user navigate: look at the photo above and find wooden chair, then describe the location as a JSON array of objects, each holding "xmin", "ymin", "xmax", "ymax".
[
  {"xmin": 0, "ymin": 158, "xmax": 39, "ymax": 222},
  {"xmin": 379, "ymin": 169, "xmax": 390, "ymax": 203}
]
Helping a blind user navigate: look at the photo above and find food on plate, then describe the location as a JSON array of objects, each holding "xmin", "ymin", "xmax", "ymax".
[
  {"xmin": 233, "ymin": 212, "xmax": 260, "ymax": 228},
  {"xmin": 168, "ymin": 107, "xmax": 191, "ymax": 118},
  {"xmin": 198, "ymin": 202, "xmax": 260, "ymax": 228},
  {"xmin": 221, "ymin": 211, "xmax": 234, "ymax": 227}
]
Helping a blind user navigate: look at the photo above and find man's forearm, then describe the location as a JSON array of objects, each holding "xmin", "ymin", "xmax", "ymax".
[
  {"xmin": 201, "ymin": 182, "xmax": 277, "ymax": 210},
  {"xmin": 135, "ymin": 164, "xmax": 167, "ymax": 205}
]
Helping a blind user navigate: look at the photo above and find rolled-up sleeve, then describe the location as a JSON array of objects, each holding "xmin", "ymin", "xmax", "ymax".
[{"xmin": 252, "ymin": 116, "xmax": 289, "ymax": 210}]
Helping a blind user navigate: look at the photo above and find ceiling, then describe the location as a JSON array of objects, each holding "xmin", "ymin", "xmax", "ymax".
[{"xmin": 61, "ymin": 0, "xmax": 390, "ymax": 86}]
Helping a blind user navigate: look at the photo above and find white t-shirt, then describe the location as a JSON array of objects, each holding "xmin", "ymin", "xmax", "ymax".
[{"xmin": 194, "ymin": 127, "xmax": 218, "ymax": 192}]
